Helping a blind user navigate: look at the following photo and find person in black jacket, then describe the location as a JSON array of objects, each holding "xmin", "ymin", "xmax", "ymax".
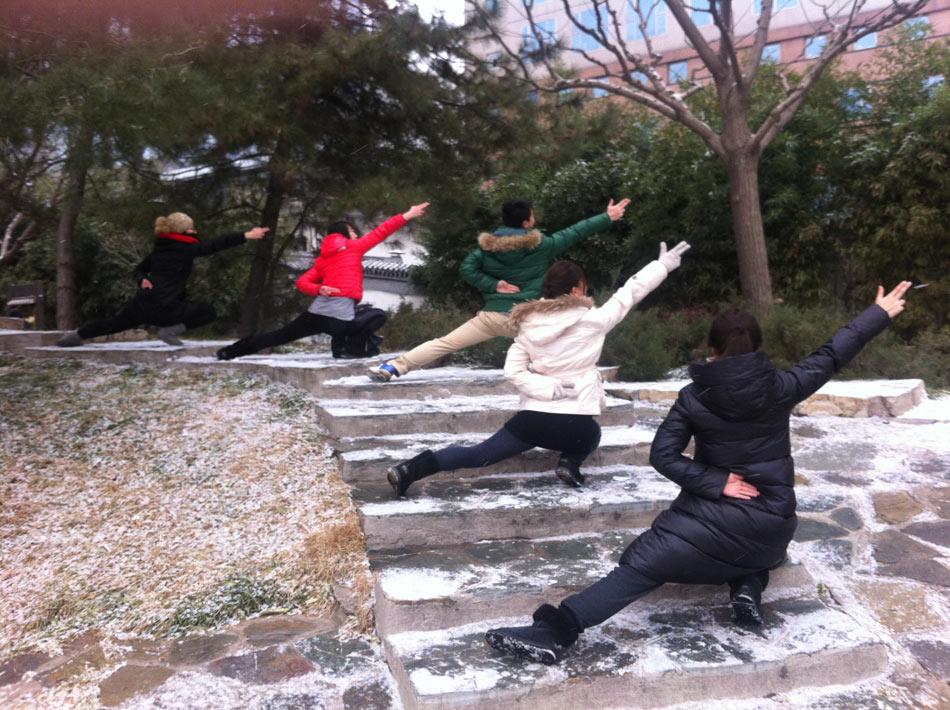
[
  {"xmin": 485, "ymin": 281, "xmax": 912, "ymax": 665},
  {"xmin": 57, "ymin": 212, "xmax": 268, "ymax": 347}
]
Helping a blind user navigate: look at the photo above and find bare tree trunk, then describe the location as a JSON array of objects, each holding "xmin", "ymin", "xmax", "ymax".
[
  {"xmin": 0, "ymin": 213, "xmax": 38, "ymax": 271},
  {"xmin": 724, "ymin": 151, "xmax": 773, "ymax": 316},
  {"xmin": 55, "ymin": 127, "xmax": 93, "ymax": 330},
  {"xmin": 236, "ymin": 144, "xmax": 288, "ymax": 336}
]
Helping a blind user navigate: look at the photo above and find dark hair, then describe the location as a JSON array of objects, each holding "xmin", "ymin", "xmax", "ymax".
[
  {"xmin": 327, "ymin": 220, "xmax": 355, "ymax": 238},
  {"xmin": 707, "ymin": 308, "xmax": 763, "ymax": 357},
  {"xmin": 501, "ymin": 198, "xmax": 533, "ymax": 228},
  {"xmin": 542, "ymin": 260, "xmax": 586, "ymax": 299}
]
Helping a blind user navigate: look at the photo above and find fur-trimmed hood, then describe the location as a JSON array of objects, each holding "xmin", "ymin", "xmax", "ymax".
[
  {"xmin": 477, "ymin": 228, "xmax": 542, "ymax": 253},
  {"xmin": 510, "ymin": 294, "xmax": 595, "ymax": 346}
]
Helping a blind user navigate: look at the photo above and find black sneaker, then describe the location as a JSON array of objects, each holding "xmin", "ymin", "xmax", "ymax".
[
  {"xmin": 730, "ymin": 585, "xmax": 763, "ymax": 625},
  {"xmin": 216, "ymin": 347, "xmax": 235, "ymax": 361},
  {"xmin": 485, "ymin": 624, "xmax": 563, "ymax": 665},
  {"xmin": 555, "ymin": 456, "xmax": 585, "ymax": 487}
]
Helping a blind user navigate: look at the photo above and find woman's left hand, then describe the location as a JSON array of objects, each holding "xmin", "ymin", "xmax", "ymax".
[
  {"xmin": 722, "ymin": 473, "xmax": 759, "ymax": 500},
  {"xmin": 875, "ymin": 281, "xmax": 912, "ymax": 319},
  {"xmin": 403, "ymin": 202, "xmax": 430, "ymax": 220},
  {"xmin": 318, "ymin": 285, "xmax": 340, "ymax": 297}
]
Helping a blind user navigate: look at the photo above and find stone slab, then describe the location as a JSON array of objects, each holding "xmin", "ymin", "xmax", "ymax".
[
  {"xmin": 317, "ymin": 394, "xmax": 635, "ymax": 437},
  {"xmin": 355, "ymin": 466, "xmax": 678, "ymax": 550},
  {"xmin": 26, "ymin": 341, "xmax": 225, "ymax": 365},
  {"xmin": 0, "ymin": 330, "xmax": 60, "ymax": 351},
  {"xmin": 371, "ymin": 530, "xmax": 813, "ymax": 635},
  {"xmin": 99, "ymin": 664, "xmax": 175, "ymax": 707},
  {"xmin": 338, "ymin": 425, "xmax": 655, "ymax": 482},
  {"xmin": 385, "ymin": 597, "xmax": 888, "ymax": 710}
]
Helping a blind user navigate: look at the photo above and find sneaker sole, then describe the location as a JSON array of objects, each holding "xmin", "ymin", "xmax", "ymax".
[
  {"xmin": 485, "ymin": 630, "xmax": 558, "ymax": 665},
  {"xmin": 367, "ymin": 369, "xmax": 393, "ymax": 382},
  {"xmin": 386, "ymin": 468, "xmax": 405, "ymax": 497}
]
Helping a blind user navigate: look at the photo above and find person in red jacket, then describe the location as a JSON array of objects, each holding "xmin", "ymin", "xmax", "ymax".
[{"xmin": 216, "ymin": 202, "xmax": 429, "ymax": 361}]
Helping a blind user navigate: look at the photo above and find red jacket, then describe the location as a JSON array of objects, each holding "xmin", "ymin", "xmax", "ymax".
[{"xmin": 296, "ymin": 214, "xmax": 407, "ymax": 302}]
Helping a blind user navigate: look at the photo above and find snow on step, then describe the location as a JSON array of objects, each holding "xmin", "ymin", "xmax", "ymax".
[
  {"xmin": 338, "ymin": 424, "xmax": 656, "ymax": 482},
  {"xmin": 355, "ymin": 466, "xmax": 678, "ymax": 550},
  {"xmin": 317, "ymin": 394, "xmax": 635, "ymax": 437},
  {"xmin": 385, "ymin": 595, "xmax": 886, "ymax": 710},
  {"xmin": 606, "ymin": 378, "xmax": 926, "ymax": 418},
  {"xmin": 371, "ymin": 530, "xmax": 813, "ymax": 636}
]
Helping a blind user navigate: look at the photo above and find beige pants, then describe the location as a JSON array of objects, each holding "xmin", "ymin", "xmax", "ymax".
[{"xmin": 389, "ymin": 310, "xmax": 518, "ymax": 375}]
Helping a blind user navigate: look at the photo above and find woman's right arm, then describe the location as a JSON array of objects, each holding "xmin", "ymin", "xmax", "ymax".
[
  {"xmin": 782, "ymin": 282, "xmax": 910, "ymax": 403},
  {"xmin": 504, "ymin": 340, "xmax": 576, "ymax": 401},
  {"xmin": 296, "ymin": 261, "xmax": 325, "ymax": 296}
]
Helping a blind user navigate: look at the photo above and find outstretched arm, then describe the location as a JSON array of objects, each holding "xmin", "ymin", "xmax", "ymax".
[
  {"xmin": 352, "ymin": 202, "xmax": 430, "ymax": 255},
  {"xmin": 782, "ymin": 281, "xmax": 911, "ymax": 402},
  {"xmin": 548, "ymin": 198, "xmax": 629, "ymax": 255}
]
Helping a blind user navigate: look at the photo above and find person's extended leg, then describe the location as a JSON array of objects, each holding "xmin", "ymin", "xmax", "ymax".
[
  {"xmin": 153, "ymin": 301, "xmax": 217, "ymax": 345},
  {"xmin": 60, "ymin": 301, "xmax": 145, "ymax": 345},
  {"xmin": 217, "ymin": 312, "xmax": 330, "ymax": 360},
  {"xmin": 369, "ymin": 310, "xmax": 515, "ymax": 381},
  {"xmin": 486, "ymin": 561, "xmax": 661, "ymax": 664},
  {"xmin": 387, "ymin": 426, "xmax": 533, "ymax": 497},
  {"xmin": 505, "ymin": 412, "xmax": 602, "ymax": 487}
]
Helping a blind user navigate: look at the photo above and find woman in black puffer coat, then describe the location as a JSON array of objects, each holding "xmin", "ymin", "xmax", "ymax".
[{"xmin": 485, "ymin": 281, "xmax": 912, "ymax": 666}]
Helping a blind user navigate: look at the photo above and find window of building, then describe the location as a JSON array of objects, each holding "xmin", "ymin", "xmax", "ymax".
[
  {"xmin": 754, "ymin": 0, "xmax": 796, "ymax": 14},
  {"xmin": 853, "ymin": 32, "xmax": 877, "ymax": 51},
  {"xmin": 523, "ymin": 19, "xmax": 557, "ymax": 58},
  {"xmin": 843, "ymin": 88, "xmax": 871, "ymax": 118},
  {"xmin": 904, "ymin": 15, "xmax": 930, "ymax": 37},
  {"xmin": 574, "ymin": 8, "xmax": 609, "ymax": 51},
  {"xmin": 762, "ymin": 42, "xmax": 781, "ymax": 63},
  {"xmin": 692, "ymin": 0, "xmax": 711, "ymax": 26},
  {"xmin": 805, "ymin": 34, "xmax": 826, "ymax": 59},
  {"xmin": 627, "ymin": 1, "xmax": 667, "ymax": 42},
  {"xmin": 669, "ymin": 60, "xmax": 688, "ymax": 83}
]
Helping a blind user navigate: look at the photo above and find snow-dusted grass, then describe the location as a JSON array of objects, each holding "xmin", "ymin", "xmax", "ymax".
[{"xmin": 0, "ymin": 355, "xmax": 370, "ymax": 657}]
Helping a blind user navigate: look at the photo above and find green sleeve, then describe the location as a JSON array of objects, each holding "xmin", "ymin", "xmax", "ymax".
[
  {"xmin": 548, "ymin": 212, "xmax": 612, "ymax": 255},
  {"xmin": 460, "ymin": 248, "xmax": 499, "ymax": 294}
]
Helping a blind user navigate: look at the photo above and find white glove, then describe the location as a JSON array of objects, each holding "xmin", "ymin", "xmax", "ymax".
[
  {"xmin": 658, "ymin": 240, "xmax": 691, "ymax": 273},
  {"xmin": 552, "ymin": 382, "xmax": 577, "ymax": 400}
]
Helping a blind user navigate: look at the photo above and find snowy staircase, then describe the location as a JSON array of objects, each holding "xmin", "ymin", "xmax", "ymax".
[{"xmin": 313, "ymin": 365, "xmax": 894, "ymax": 710}]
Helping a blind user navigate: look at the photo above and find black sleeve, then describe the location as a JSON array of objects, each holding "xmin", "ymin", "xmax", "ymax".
[
  {"xmin": 778, "ymin": 305, "xmax": 892, "ymax": 404},
  {"xmin": 195, "ymin": 232, "xmax": 247, "ymax": 257}
]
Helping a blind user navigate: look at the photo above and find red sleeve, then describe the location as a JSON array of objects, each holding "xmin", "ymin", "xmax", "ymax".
[
  {"xmin": 351, "ymin": 214, "xmax": 407, "ymax": 255},
  {"xmin": 296, "ymin": 260, "xmax": 324, "ymax": 296}
]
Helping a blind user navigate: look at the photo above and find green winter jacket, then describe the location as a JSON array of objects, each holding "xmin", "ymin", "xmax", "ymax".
[{"xmin": 459, "ymin": 212, "xmax": 612, "ymax": 312}]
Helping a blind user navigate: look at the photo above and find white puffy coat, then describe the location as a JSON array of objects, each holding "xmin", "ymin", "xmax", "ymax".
[{"xmin": 504, "ymin": 260, "xmax": 669, "ymax": 415}]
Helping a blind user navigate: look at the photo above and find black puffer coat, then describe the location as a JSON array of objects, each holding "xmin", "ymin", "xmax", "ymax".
[
  {"xmin": 625, "ymin": 305, "xmax": 892, "ymax": 584},
  {"xmin": 132, "ymin": 232, "xmax": 246, "ymax": 305}
]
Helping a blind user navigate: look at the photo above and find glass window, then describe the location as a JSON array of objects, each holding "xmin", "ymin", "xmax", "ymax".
[
  {"xmin": 754, "ymin": 0, "xmax": 796, "ymax": 14},
  {"xmin": 853, "ymin": 32, "xmax": 877, "ymax": 50},
  {"xmin": 763, "ymin": 43, "xmax": 781, "ymax": 63},
  {"xmin": 692, "ymin": 0, "xmax": 711, "ymax": 27},
  {"xmin": 669, "ymin": 60, "xmax": 688, "ymax": 83},
  {"xmin": 574, "ymin": 8, "xmax": 609, "ymax": 51},
  {"xmin": 805, "ymin": 35, "xmax": 826, "ymax": 59},
  {"xmin": 523, "ymin": 19, "xmax": 557, "ymax": 58},
  {"xmin": 843, "ymin": 88, "xmax": 871, "ymax": 118},
  {"xmin": 628, "ymin": 1, "xmax": 667, "ymax": 42}
]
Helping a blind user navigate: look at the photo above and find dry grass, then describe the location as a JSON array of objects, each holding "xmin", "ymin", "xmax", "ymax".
[{"xmin": 0, "ymin": 355, "xmax": 370, "ymax": 656}]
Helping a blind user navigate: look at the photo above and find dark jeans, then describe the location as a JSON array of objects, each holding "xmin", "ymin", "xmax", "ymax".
[
  {"xmin": 78, "ymin": 295, "xmax": 215, "ymax": 339},
  {"xmin": 431, "ymin": 411, "xmax": 601, "ymax": 474}
]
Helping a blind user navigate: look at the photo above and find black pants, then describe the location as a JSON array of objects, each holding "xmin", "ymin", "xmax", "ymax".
[
  {"xmin": 78, "ymin": 295, "xmax": 215, "ymax": 339},
  {"xmin": 431, "ymin": 411, "xmax": 601, "ymax": 474},
  {"xmin": 330, "ymin": 307, "xmax": 387, "ymax": 357},
  {"xmin": 561, "ymin": 550, "xmax": 771, "ymax": 630}
]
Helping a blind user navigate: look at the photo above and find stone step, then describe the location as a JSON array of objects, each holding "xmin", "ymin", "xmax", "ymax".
[
  {"xmin": 607, "ymin": 378, "xmax": 927, "ymax": 418},
  {"xmin": 371, "ymin": 529, "xmax": 813, "ymax": 636},
  {"xmin": 337, "ymin": 424, "xmax": 656, "ymax": 482},
  {"xmin": 355, "ymin": 465, "xmax": 678, "ymax": 551},
  {"xmin": 26, "ymin": 340, "xmax": 231, "ymax": 364},
  {"xmin": 384, "ymin": 593, "xmax": 887, "ymax": 710},
  {"xmin": 321, "ymin": 366, "xmax": 620, "ymax": 401},
  {"xmin": 0, "ymin": 330, "xmax": 61, "ymax": 352},
  {"xmin": 318, "ymin": 394, "xmax": 636, "ymax": 438}
]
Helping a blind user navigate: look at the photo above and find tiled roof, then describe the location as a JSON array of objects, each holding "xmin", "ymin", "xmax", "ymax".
[{"xmin": 363, "ymin": 258, "xmax": 411, "ymax": 281}]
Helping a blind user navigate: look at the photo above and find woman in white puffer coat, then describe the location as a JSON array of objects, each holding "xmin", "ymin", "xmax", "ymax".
[{"xmin": 385, "ymin": 241, "xmax": 690, "ymax": 497}]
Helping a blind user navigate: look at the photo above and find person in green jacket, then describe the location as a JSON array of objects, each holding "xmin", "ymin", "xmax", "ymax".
[{"xmin": 368, "ymin": 196, "xmax": 630, "ymax": 382}]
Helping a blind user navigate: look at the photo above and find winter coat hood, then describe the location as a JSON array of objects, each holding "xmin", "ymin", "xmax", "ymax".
[
  {"xmin": 477, "ymin": 228, "xmax": 543, "ymax": 253},
  {"xmin": 320, "ymin": 232, "xmax": 350, "ymax": 257},
  {"xmin": 509, "ymin": 295, "xmax": 595, "ymax": 346},
  {"xmin": 688, "ymin": 350, "xmax": 778, "ymax": 422}
]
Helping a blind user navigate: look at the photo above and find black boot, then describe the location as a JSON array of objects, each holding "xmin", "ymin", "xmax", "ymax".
[
  {"xmin": 485, "ymin": 603, "xmax": 581, "ymax": 665},
  {"xmin": 555, "ymin": 455, "xmax": 586, "ymax": 487},
  {"xmin": 729, "ymin": 578, "xmax": 764, "ymax": 625},
  {"xmin": 387, "ymin": 450, "xmax": 439, "ymax": 497},
  {"xmin": 216, "ymin": 346, "xmax": 237, "ymax": 361}
]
